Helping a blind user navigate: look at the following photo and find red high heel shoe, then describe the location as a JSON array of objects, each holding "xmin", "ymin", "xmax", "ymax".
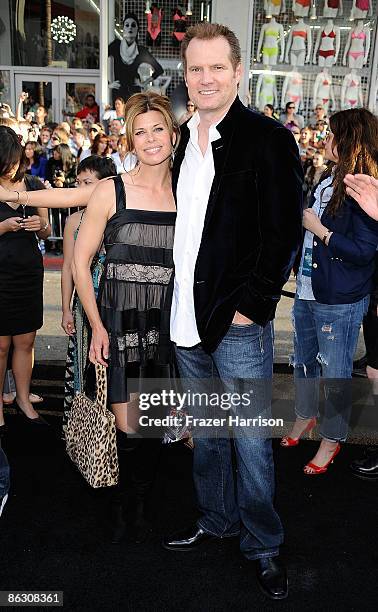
[
  {"xmin": 304, "ymin": 443, "xmax": 341, "ymax": 475},
  {"xmin": 280, "ymin": 417, "xmax": 317, "ymax": 447}
]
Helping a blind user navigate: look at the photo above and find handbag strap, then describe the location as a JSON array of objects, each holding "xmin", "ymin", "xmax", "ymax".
[{"xmin": 94, "ymin": 363, "xmax": 108, "ymax": 410}]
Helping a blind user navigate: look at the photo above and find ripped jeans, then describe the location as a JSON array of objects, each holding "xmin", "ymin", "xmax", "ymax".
[{"xmin": 291, "ymin": 296, "xmax": 369, "ymax": 441}]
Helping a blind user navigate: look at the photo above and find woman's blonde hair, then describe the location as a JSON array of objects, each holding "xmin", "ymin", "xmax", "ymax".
[{"xmin": 124, "ymin": 92, "xmax": 180, "ymax": 154}]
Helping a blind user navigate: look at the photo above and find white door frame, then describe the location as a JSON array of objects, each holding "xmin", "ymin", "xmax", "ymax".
[{"xmin": 13, "ymin": 69, "xmax": 100, "ymax": 121}]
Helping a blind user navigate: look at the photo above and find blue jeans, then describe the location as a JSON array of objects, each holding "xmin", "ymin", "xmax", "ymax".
[
  {"xmin": 0, "ymin": 446, "xmax": 10, "ymax": 498},
  {"xmin": 175, "ymin": 322, "xmax": 284, "ymax": 561},
  {"xmin": 292, "ymin": 296, "xmax": 369, "ymax": 441}
]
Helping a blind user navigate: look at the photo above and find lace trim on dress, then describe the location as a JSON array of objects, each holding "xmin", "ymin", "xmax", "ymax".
[
  {"xmin": 116, "ymin": 329, "xmax": 159, "ymax": 351},
  {"xmin": 106, "ymin": 222, "xmax": 175, "ymax": 250},
  {"xmin": 107, "ymin": 262, "xmax": 173, "ymax": 285}
]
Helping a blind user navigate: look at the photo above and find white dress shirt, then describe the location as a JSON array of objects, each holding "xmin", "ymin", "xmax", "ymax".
[
  {"xmin": 111, "ymin": 152, "xmax": 137, "ymax": 174},
  {"xmin": 170, "ymin": 111, "xmax": 222, "ymax": 347}
]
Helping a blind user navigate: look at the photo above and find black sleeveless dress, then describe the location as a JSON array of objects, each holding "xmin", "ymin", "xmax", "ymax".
[
  {"xmin": 0, "ymin": 176, "xmax": 44, "ymax": 336},
  {"xmin": 97, "ymin": 174, "xmax": 176, "ymax": 403}
]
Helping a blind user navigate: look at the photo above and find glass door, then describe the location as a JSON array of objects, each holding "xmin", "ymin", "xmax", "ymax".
[
  {"xmin": 59, "ymin": 76, "xmax": 100, "ymax": 124},
  {"xmin": 14, "ymin": 74, "xmax": 60, "ymax": 123}
]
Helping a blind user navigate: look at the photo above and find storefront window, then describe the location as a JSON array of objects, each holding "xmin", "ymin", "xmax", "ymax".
[
  {"xmin": 0, "ymin": 71, "xmax": 12, "ymax": 108},
  {"xmin": 9, "ymin": 0, "xmax": 100, "ymax": 68}
]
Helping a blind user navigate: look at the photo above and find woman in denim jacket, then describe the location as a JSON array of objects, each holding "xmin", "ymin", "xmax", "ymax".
[{"xmin": 281, "ymin": 108, "xmax": 378, "ymax": 474}]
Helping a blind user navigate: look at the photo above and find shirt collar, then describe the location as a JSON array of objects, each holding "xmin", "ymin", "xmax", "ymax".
[{"xmin": 187, "ymin": 110, "xmax": 224, "ymax": 148}]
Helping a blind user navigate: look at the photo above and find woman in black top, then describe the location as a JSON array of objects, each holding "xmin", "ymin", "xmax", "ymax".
[
  {"xmin": 0, "ymin": 127, "xmax": 51, "ymax": 429},
  {"xmin": 108, "ymin": 13, "xmax": 163, "ymax": 103}
]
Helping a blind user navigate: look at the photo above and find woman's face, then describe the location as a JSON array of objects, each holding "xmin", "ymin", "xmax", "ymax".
[
  {"xmin": 76, "ymin": 170, "xmax": 100, "ymax": 188},
  {"xmin": 132, "ymin": 110, "xmax": 174, "ymax": 167},
  {"xmin": 25, "ymin": 144, "xmax": 34, "ymax": 159},
  {"xmin": 263, "ymin": 105, "xmax": 273, "ymax": 117},
  {"xmin": 118, "ymin": 141, "xmax": 128, "ymax": 156},
  {"xmin": 123, "ymin": 18, "xmax": 138, "ymax": 44},
  {"xmin": 110, "ymin": 135, "xmax": 119, "ymax": 151},
  {"xmin": 324, "ymin": 131, "xmax": 338, "ymax": 163},
  {"xmin": 313, "ymin": 153, "xmax": 324, "ymax": 168},
  {"xmin": 98, "ymin": 139, "xmax": 108, "ymax": 154},
  {"xmin": 300, "ymin": 129, "xmax": 311, "ymax": 144},
  {"xmin": 286, "ymin": 104, "xmax": 295, "ymax": 115},
  {"xmin": 115, "ymin": 99, "xmax": 125, "ymax": 116},
  {"xmin": 53, "ymin": 148, "xmax": 61, "ymax": 160}
]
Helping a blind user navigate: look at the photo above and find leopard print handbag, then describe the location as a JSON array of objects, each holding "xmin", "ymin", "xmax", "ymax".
[{"xmin": 65, "ymin": 364, "xmax": 119, "ymax": 488}]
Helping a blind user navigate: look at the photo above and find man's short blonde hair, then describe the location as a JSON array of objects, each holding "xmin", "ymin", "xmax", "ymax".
[{"xmin": 181, "ymin": 22, "xmax": 241, "ymax": 72}]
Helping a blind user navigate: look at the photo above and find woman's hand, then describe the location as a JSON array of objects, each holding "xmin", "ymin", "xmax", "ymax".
[
  {"xmin": 21, "ymin": 215, "xmax": 43, "ymax": 232},
  {"xmin": 89, "ymin": 325, "xmax": 109, "ymax": 367},
  {"xmin": 0, "ymin": 217, "xmax": 23, "ymax": 233},
  {"xmin": 344, "ymin": 174, "xmax": 378, "ymax": 221},
  {"xmin": 109, "ymin": 80, "xmax": 121, "ymax": 90},
  {"xmin": 61, "ymin": 310, "xmax": 75, "ymax": 335},
  {"xmin": 303, "ymin": 208, "xmax": 324, "ymax": 235}
]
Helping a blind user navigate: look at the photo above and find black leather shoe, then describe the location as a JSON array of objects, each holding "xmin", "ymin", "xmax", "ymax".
[
  {"xmin": 256, "ymin": 557, "xmax": 288, "ymax": 600},
  {"xmin": 162, "ymin": 524, "xmax": 216, "ymax": 551},
  {"xmin": 350, "ymin": 448, "xmax": 378, "ymax": 480}
]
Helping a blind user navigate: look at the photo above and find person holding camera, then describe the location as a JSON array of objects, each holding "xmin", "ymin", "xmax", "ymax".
[
  {"xmin": 45, "ymin": 144, "xmax": 76, "ymax": 254},
  {"xmin": 0, "ymin": 126, "xmax": 51, "ymax": 430}
]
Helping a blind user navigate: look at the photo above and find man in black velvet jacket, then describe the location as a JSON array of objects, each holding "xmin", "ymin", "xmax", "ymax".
[{"xmin": 163, "ymin": 23, "xmax": 303, "ymax": 600}]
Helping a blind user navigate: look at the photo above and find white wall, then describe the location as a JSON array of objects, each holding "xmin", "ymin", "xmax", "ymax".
[{"xmin": 211, "ymin": 0, "xmax": 254, "ymax": 106}]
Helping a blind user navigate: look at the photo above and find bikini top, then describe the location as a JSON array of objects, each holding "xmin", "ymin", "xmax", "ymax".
[
  {"xmin": 321, "ymin": 29, "xmax": 336, "ymax": 39},
  {"xmin": 265, "ymin": 28, "xmax": 280, "ymax": 38},
  {"xmin": 356, "ymin": 0, "xmax": 369, "ymax": 10},
  {"xmin": 349, "ymin": 79, "xmax": 359, "ymax": 87},
  {"xmin": 322, "ymin": 79, "xmax": 330, "ymax": 86},
  {"xmin": 263, "ymin": 75, "xmax": 275, "ymax": 85},
  {"xmin": 293, "ymin": 30, "xmax": 307, "ymax": 38},
  {"xmin": 351, "ymin": 30, "xmax": 366, "ymax": 40}
]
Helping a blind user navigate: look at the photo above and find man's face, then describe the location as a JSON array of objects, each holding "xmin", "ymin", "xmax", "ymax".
[
  {"xmin": 73, "ymin": 132, "xmax": 85, "ymax": 147},
  {"xmin": 184, "ymin": 36, "xmax": 241, "ymax": 118},
  {"xmin": 110, "ymin": 119, "xmax": 123, "ymax": 135}
]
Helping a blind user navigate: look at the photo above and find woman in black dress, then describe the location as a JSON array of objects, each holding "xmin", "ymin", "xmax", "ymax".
[
  {"xmin": 73, "ymin": 92, "xmax": 179, "ymax": 542},
  {"xmin": 0, "ymin": 126, "xmax": 51, "ymax": 430}
]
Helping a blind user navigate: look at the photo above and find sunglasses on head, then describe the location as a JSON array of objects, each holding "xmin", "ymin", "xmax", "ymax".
[
  {"xmin": 89, "ymin": 127, "xmax": 99, "ymax": 132},
  {"xmin": 51, "ymin": 135, "xmax": 60, "ymax": 141}
]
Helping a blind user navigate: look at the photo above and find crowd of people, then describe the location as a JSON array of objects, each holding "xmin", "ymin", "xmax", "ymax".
[{"xmin": 0, "ymin": 21, "xmax": 378, "ymax": 602}]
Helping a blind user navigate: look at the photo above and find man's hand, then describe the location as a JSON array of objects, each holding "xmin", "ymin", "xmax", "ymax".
[
  {"xmin": 344, "ymin": 174, "xmax": 378, "ymax": 221},
  {"xmin": 232, "ymin": 311, "xmax": 254, "ymax": 325}
]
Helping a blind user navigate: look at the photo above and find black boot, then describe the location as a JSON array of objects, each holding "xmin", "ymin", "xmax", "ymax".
[
  {"xmin": 109, "ymin": 429, "xmax": 141, "ymax": 544},
  {"xmin": 129, "ymin": 438, "xmax": 161, "ymax": 544}
]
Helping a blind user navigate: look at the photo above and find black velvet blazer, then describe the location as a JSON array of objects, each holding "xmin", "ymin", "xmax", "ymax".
[{"xmin": 172, "ymin": 96, "xmax": 304, "ymax": 353}]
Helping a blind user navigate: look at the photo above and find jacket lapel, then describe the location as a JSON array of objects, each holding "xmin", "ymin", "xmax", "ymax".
[{"xmin": 172, "ymin": 124, "xmax": 190, "ymax": 203}]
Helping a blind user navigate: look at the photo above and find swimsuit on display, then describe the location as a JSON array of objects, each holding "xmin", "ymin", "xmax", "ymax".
[
  {"xmin": 293, "ymin": 30, "xmax": 307, "ymax": 38},
  {"xmin": 172, "ymin": 9, "xmax": 187, "ymax": 46},
  {"xmin": 319, "ymin": 28, "xmax": 336, "ymax": 58},
  {"xmin": 296, "ymin": 0, "xmax": 311, "ymax": 6},
  {"xmin": 356, "ymin": 0, "xmax": 369, "ymax": 10},
  {"xmin": 146, "ymin": 5, "xmax": 163, "ymax": 46},
  {"xmin": 349, "ymin": 30, "xmax": 366, "ymax": 60},
  {"xmin": 271, "ymin": 0, "xmax": 281, "ymax": 5},
  {"xmin": 327, "ymin": 0, "xmax": 340, "ymax": 8},
  {"xmin": 262, "ymin": 75, "xmax": 275, "ymax": 103},
  {"xmin": 263, "ymin": 28, "xmax": 280, "ymax": 56}
]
